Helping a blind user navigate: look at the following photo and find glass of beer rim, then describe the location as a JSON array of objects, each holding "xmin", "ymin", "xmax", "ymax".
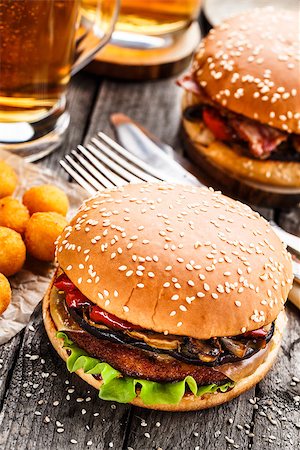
[{"xmin": 98, "ymin": 0, "xmax": 203, "ymax": 49}]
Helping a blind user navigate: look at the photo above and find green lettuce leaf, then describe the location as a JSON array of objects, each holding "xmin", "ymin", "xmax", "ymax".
[{"xmin": 57, "ymin": 331, "xmax": 234, "ymax": 405}]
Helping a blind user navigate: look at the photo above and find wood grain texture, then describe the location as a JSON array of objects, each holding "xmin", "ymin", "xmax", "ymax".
[
  {"xmin": 0, "ymin": 333, "xmax": 22, "ymax": 407},
  {"xmin": 39, "ymin": 72, "xmax": 99, "ymax": 179},
  {"xmin": 83, "ymin": 78, "xmax": 183, "ymax": 154},
  {"xmin": 251, "ymin": 304, "xmax": 300, "ymax": 450}
]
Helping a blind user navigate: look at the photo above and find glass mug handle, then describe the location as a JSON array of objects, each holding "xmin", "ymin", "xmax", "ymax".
[{"xmin": 71, "ymin": 0, "xmax": 120, "ymax": 76}]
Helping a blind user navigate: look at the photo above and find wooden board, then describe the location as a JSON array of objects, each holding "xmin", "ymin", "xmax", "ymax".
[{"xmin": 86, "ymin": 22, "xmax": 200, "ymax": 81}]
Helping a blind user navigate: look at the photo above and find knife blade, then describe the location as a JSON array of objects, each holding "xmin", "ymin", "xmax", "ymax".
[{"xmin": 111, "ymin": 113, "xmax": 202, "ymax": 186}]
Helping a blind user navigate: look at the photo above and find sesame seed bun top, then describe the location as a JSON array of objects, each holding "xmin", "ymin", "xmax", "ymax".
[
  {"xmin": 56, "ymin": 183, "xmax": 293, "ymax": 339},
  {"xmin": 192, "ymin": 7, "xmax": 300, "ymax": 134}
]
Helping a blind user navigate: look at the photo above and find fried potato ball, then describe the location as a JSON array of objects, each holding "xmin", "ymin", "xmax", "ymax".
[
  {"xmin": 0, "ymin": 160, "xmax": 18, "ymax": 198},
  {"xmin": 0, "ymin": 197, "xmax": 30, "ymax": 234},
  {"xmin": 24, "ymin": 212, "xmax": 67, "ymax": 262},
  {"xmin": 0, "ymin": 273, "xmax": 11, "ymax": 315},
  {"xmin": 23, "ymin": 184, "xmax": 69, "ymax": 216},
  {"xmin": 0, "ymin": 226, "xmax": 26, "ymax": 276}
]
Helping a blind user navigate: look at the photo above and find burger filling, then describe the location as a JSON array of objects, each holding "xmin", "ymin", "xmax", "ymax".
[
  {"xmin": 51, "ymin": 273, "xmax": 276, "ymax": 405},
  {"xmin": 179, "ymin": 75, "xmax": 300, "ymax": 161}
]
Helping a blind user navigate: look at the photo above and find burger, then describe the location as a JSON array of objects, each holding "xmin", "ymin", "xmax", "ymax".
[
  {"xmin": 180, "ymin": 8, "xmax": 300, "ymax": 191},
  {"xmin": 43, "ymin": 183, "xmax": 293, "ymax": 411}
]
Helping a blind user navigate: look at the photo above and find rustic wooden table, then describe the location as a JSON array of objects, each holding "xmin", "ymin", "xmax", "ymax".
[{"xmin": 0, "ymin": 72, "xmax": 299, "ymax": 450}]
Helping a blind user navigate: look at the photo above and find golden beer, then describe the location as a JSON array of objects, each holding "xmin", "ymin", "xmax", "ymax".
[
  {"xmin": 0, "ymin": 0, "xmax": 80, "ymax": 123},
  {"xmin": 81, "ymin": 0, "xmax": 202, "ymax": 36},
  {"xmin": 0, "ymin": 0, "xmax": 118, "ymax": 160}
]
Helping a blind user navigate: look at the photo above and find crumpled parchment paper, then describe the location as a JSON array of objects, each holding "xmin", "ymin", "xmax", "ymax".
[{"xmin": 0, "ymin": 149, "xmax": 88, "ymax": 345}]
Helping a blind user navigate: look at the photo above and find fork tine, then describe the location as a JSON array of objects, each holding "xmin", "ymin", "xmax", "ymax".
[
  {"xmin": 90, "ymin": 137, "xmax": 160, "ymax": 183},
  {"xmin": 97, "ymin": 132, "xmax": 166, "ymax": 181},
  {"xmin": 77, "ymin": 145, "xmax": 127, "ymax": 187},
  {"xmin": 71, "ymin": 150, "xmax": 115, "ymax": 190},
  {"xmin": 60, "ymin": 160, "xmax": 97, "ymax": 195},
  {"xmin": 65, "ymin": 155, "xmax": 105, "ymax": 191},
  {"xmin": 84, "ymin": 142, "xmax": 142, "ymax": 184}
]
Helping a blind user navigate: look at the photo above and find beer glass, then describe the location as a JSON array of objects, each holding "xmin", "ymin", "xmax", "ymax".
[
  {"xmin": 82, "ymin": 0, "xmax": 202, "ymax": 49},
  {"xmin": 0, "ymin": 0, "xmax": 119, "ymax": 161}
]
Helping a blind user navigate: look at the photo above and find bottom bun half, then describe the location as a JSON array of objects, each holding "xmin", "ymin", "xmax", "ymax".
[
  {"xmin": 182, "ymin": 91, "xmax": 300, "ymax": 191},
  {"xmin": 42, "ymin": 279, "xmax": 286, "ymax": 412}
]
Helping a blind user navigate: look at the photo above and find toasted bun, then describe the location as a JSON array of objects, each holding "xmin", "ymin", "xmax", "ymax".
[
  {"xmin": 192, "ymin": 7, "xmax": 300, "ymax": 133},
  {"xmin": 182, "ymin": 91, "xmax": 300, "ymax": 188},
  {"xmin": 56, "ymin": 183, "xmax": 293, "ymax": 339},
  {"xmin": 43, "ymin": 283, "xmax": 286, "ymax": 411}
]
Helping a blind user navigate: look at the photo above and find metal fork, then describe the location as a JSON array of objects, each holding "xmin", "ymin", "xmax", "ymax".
[
  {"xmin": 60, "ymin": 132, "xmax": 177, "ymax": 195},
  {"xmin": 60, "ymin": 132, "xmax": 300, "ymax": 283}
]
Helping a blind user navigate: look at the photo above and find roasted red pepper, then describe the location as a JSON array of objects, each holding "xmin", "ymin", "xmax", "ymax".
[
  {"xmin": 202, "ymin": 107, "xmax": 233, "ymax": 141},
  {"xmin": 54, "ymin": 273, "xmax": 90, "ymax": 308},
  {"xmin": 54, "ymin": 273, "xmax": 75, "ymax": 293},
  {"xmin": 54, "ymin": 273, "xmax": 142, "ymax": 330},
  {"xmin": 89, "ymin": 305, "xmax": 142, "ymax": 331}
]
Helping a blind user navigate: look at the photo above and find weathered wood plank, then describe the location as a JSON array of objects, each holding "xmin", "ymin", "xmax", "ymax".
[
  {"xmin": 0, "ymin": 304, "xmax": 130, "ymax": 450},
  {"xmin": 125, "ymin": 392, "xmax": 255, "ymax": 450},
  {"xmin": 251, "ymin": 305, "xmax": 300, "ymax": 450},
  {"xmin": 39, "ymin": 72, "xmax": 100, "ymax": 179},
  {"xmin": 83, "ymin": 78, "xmax": 183, "ymax": 154},
  {"xmin": 0, "ymin": 333, "xmax": 22, "ymax": 407}
]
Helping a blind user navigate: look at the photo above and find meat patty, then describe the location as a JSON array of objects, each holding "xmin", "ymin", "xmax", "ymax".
[{"xmin": 67, "ymin": 330, "xmax": 229, "ymax": 385}]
